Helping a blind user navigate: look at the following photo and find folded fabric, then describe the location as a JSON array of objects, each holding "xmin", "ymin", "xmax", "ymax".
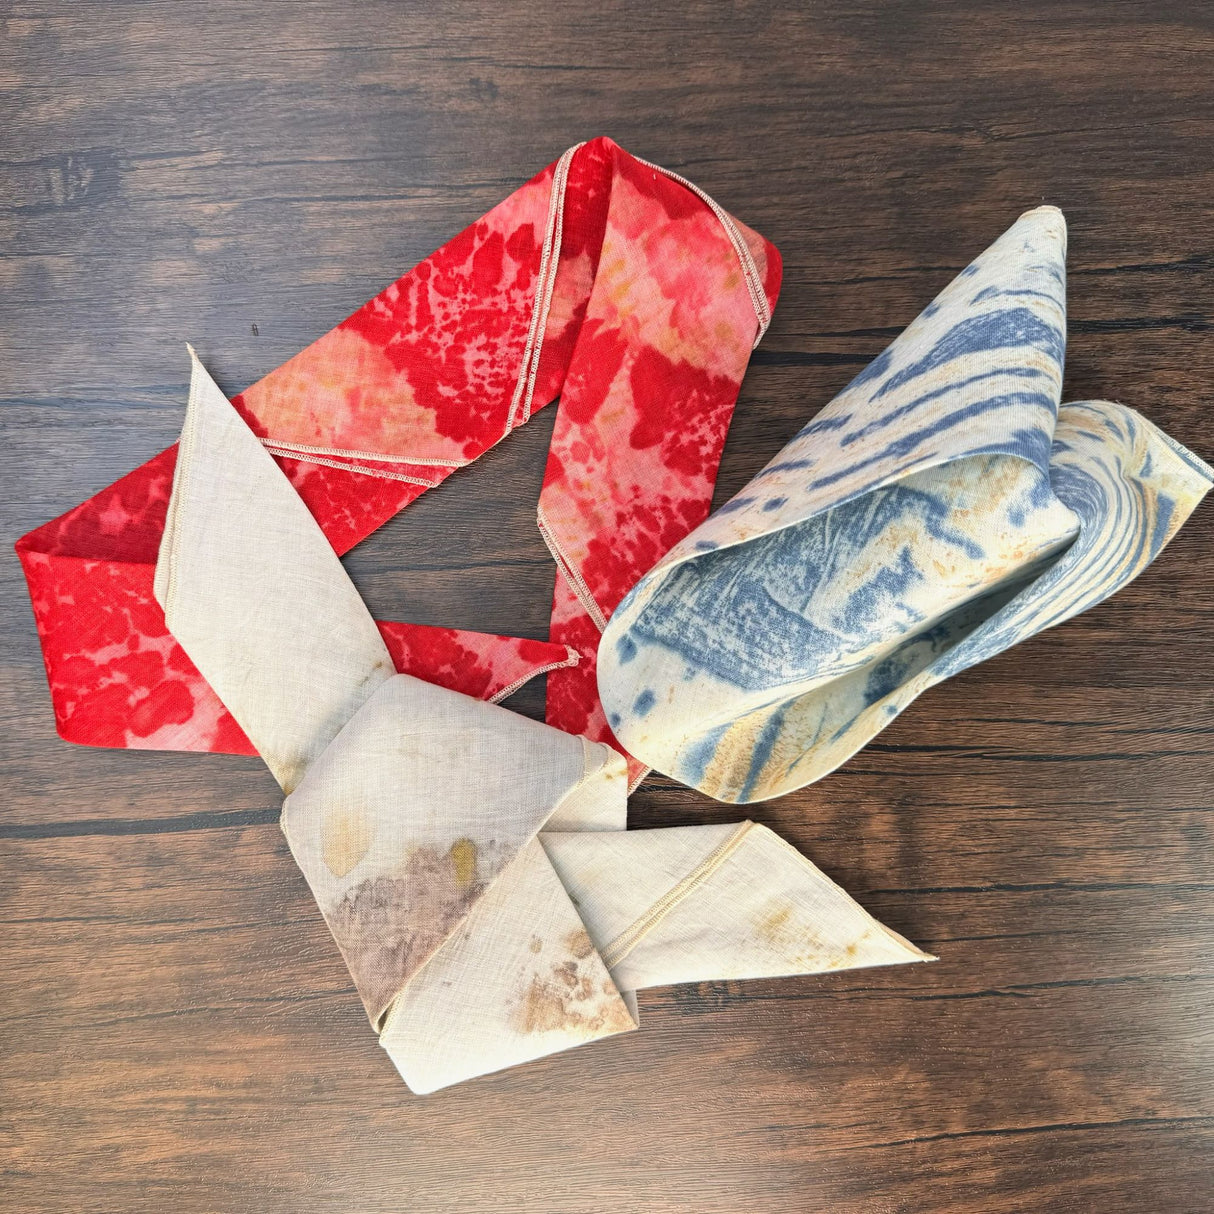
[
  {"xmin": 599, "ymin": 206, "xmax": 1213, "ymax": 803},
  {"xmin": 15, "ymin": 137, "xmax": 783, "ymax": 787},
  {"xmin": 157, "ymin": 349, "xmax": 930, "ymax": 1093}
]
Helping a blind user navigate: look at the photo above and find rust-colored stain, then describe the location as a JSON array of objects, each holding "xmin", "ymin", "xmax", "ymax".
[
  {"xmin": 514, "ymin": 949, "xmax": 634, "ymax": 1039},
  {"xmin": 701, "ymin": 716, "xmax": 809, "ymax": 800},
  {"xmin": 753, "ymin": 897, "xmax": 879, "ymax": 972},
  {"xmin": 326, "ymin": 840, "xmax": 486, "ymax": 1027},
  {"xmin": 566, "ymin": 928, "xmax": 595, "ymax": 958},
  {"xmin": 321, "ymin": 807, "xmax": 373, "ymax": 878},
  {"xmin": 756, "ymin": 902, "xmax": 793, "ymax": 944}
]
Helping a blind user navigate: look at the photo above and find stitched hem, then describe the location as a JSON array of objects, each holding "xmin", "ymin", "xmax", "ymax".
[
  {"xmin": 259, "ymin": 438, "xmax": 469, "ymax": 469},
  {"xmin": 537, "ymin": 506, "xmax": 609, "ymax": 632},
  {"xmin": 1128, "ymin": 405, "xmax": 1214, "ymax": 484},
  {"xmin": 262, "ymin": 446, "xmax": 443, "ymax": 486},
  {"xmin": 599, "ymin": 820, "xmax": 755, "ymax": 970},
  {"xmin": 155, "ymin": 345, "xmax": 206, "ymax": 617},
  {"xmin": 520, "ymin": 145, "xmax": 576, "ymax": 425},
  {"xmin": 488, "ymin": 645, "xmax": 581, "ymax": 704},
  {"xmin": 633, "ymin": 154, "xmax": 771, "ymax": 346},
  {"xmin": 505, "ymin": 142, "xmax": 583, "ymax": 432}
]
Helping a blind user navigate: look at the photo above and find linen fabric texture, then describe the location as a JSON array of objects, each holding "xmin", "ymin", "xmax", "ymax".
[
  {"xmin": 599, "ymin": 206, "xmax": 1214, "ymax": 802},
  {"xmin": 158, "ymin": 350, "xmax": 929, "ymax": 1093}
]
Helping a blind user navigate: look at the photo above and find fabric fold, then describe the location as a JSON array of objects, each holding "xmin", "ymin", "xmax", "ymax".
[
  {"xmin": 541, "ymin": 821, "xmax": 930, "ymax": 991},
  {"xmin": 156, "ymin": 348, "xmax": 396, "ymax": 793},
  {"xmin": 152, "ymin": 349, "xmax": 928, "ymax": 1093},
  {"xmin": 280, "ymin": 676, "xmax": 624, "ymax": 1030},
  {"xmin": 599, "ymin": 206, "xmax": 1213, "ymax": 802}
]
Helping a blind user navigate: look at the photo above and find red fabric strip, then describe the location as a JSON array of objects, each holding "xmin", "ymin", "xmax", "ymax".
[{"xmin": 16, "ymin": 138, "xmax": 781, "ymax": 769}]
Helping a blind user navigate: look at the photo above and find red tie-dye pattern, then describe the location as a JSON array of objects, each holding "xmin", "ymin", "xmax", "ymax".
[
  {"xmin": 376, "ymin": 623, "xmax": 574, "ymax": 705},
  {"xmin": 16, "ymin": 137, "xmax": 781, "ymax": 770}
]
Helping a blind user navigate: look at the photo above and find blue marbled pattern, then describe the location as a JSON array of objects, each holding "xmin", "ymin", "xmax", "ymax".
[{"xmin": 598, "ymin": 207, "xmax": 1212, "ymax": 803}]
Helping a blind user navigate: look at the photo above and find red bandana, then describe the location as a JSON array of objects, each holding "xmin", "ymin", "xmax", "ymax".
[{"xmin": 16, "ymin": 138, "xmax": 780, "ymax": 782}]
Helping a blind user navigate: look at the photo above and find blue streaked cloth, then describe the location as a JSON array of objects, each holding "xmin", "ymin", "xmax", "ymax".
[{"xmin": 598, "ymin": 206, "xmax": 1213, "ymax": 803}]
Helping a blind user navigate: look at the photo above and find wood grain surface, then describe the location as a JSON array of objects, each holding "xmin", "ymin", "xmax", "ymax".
[{"xmin": 3, "ymin": 3, "xmax": 1213, "ymax": 1211}]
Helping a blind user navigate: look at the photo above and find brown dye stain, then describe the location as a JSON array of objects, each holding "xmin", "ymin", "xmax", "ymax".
[
  {"xmin": 704, "ymin": 705, "xmax": 830, "ymax": 799},
  {"xmin": 551, "ymin": 960, "xmax": 596, "ymax": 1000},
  {"xmin": 755, "ymin": 899, "xmax": 819, "ymax": 962},
  {"xmin": 514, "ymin": 953, "xmax": 634, "ymax": 1039},
  {"xmin": 326, "ymin": 842, "xmax": 486, "ymax": 1027},
  {"xmin": 808, "ymin": 926, "xmax": 883, "ymax": 971},
  {"xmin": 566, "ymin": 928, "xmax": 595, "ymax": 959},
  {"xmin": 356, "ymin": 657, "xmax": 394, "ymax": 691},
  {"xmin": 703, "ymin": 721, "xmax": 775, "ymax": 797},
  {"xmin": 756, "ymin": 902, "xmax": 793, "ymax": 945},
  {"xmin": 322, "ymin": 807, "xmax": 373, "ymax": 878},
  {"xmin": 753, "ymin": 897, "xmax": 874, "ymax": 972},
  {"xmin": 529, "ymin": 935, "xmax": 544, "ymax": 954}
]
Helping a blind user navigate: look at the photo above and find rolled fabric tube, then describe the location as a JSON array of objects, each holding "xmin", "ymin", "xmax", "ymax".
[
  {"xmin": 156, "ymin": 350, "xmax": 931, "ymax": 1094},
  {"xmin": 598, "ymin": 207, "xmax": 1213, "ymax": 803}
]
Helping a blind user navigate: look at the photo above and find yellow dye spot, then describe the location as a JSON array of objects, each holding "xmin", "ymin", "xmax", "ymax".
[
  {"xmin": 322, "ymin": 808, "xmax": 373, "ymax": 878},
  {"xmin": 448, "ymin": 837, "xmax": 478, "ymax": 889}
]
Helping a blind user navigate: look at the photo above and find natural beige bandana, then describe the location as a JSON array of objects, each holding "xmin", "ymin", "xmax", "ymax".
[{"xmin": 158, "ymin": 350, "xmax": 930, "ymax": 1093}]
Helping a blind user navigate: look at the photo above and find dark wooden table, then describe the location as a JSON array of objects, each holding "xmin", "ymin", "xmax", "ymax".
[{"xmin": 3, "ymin": 3, "xmax": 1212, "ymax": 1211}]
